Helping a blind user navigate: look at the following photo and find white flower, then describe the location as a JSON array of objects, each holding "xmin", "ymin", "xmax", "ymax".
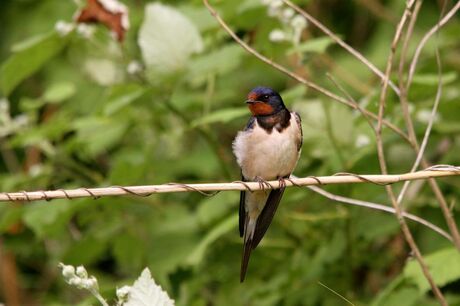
[
  {"xmin": 29, "ymin": 165, "xmax": 43, "ymax": 177},
  {"xmin": 55, "ymin": 21, "xmax": 74, "ymax": 36},
  {"xmin": 416, "ymin": 109, "xmax": 440, "ymax": 124},
  {"xmin": 14, "ymin": 114, "xmax": 29, "ymax": 126},
  {"xmin": 0, "ymin": 99, "xmax": 8, "ymax": 113},
  {"xmin": 282, "ymin": 8, "xmax": 295, "ymax": 22},
  {"xmin": 355, "ymin": 134, "xmax": 370, "ymax": 148},
  {"xmin": 269, "ymin": 29, "xmax": 286, "ymax": 42},
  {"xmin": 291, "ymin": 15, "xmax": 307, "ymax": 30},
  {"xmin": 69, "ymin": 277, "xmax": 83, "ymax": 288},
  {"xmin": 82, "ymin": 276, "xmax": 99, "ymax": 291},
  {"xmin": 60, "ymin": 264, "xmax": 76, "ymax": 279},
  {"xmin": 76, "ymin": 266, "xmax": 88, "ymax": 278},
  {"xmin": 76, "ymin": 24, "xmax": 95, "ymax": 39},
  {"xmin": 116, "ymin": 285, "xmax": 131, "ymax": 300},
  {"xmin": 269, "ymin": 0, "xmax": 283, "ymax": 9},
  {"xmin": 127, "ymin": 61, "xmax": 143, "ymax": 75},
  {"xmin": 267, "ymin": 5, "xmax": 281, "ymax": 17}
]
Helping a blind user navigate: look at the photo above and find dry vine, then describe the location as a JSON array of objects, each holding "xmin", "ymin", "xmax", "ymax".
[{"xmin": 1, "ymin": 166, "xmax": 458, "ymax": 202}]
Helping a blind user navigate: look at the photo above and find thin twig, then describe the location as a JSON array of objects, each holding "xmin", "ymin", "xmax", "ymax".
[
  {"xmin": 307, "ymin": 185, "xmax": 452, "ymax": 242},
  {"xmin": 397, "ymin": 0, "xmax": 423, "ymax": 148},
  {"xmin": 394, "ymin": 0, "xmax": 460, "ymax": 250},
  {"xmin": 1, "ymin": 166, "xmax": 459, "ymax": 202},
  {"xmin": 397, "ymin": 45, "xmax": 443, "ymax": 204},
  {"xmin": 326, "ymin": 74, "xmax": 375, "ymax": 132},
  {"xmin": 317, "ymin": 281, "xmax": 355, "ymax": 306},
  {"xmin": 283, "ymin": 0, "xmax": 400, "ymax": 96},
  {"xmin": 202, "ymin": 0, "xmax": 410, "ymax": 142},
  {"xmin": 375, "ymin": 1, "xmax": 447, "ymax": 304},
  {"xmin": 406, "ymin": 0, "xmax": 460, "ymax": 89}
]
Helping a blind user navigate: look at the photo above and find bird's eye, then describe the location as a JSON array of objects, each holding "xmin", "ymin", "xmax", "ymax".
[{"xmin": 262, "ymin": 95, "xmax": 269, "ymax": 100}]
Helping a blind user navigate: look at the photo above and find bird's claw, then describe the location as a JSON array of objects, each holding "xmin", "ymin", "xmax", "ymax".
[
  {"xmin": 254, "ymin": 176, "xmax": 271, "ymax": 191},
  {"xmin": 277, "ymin": 177, "xmax": 287, "ymax": 189}
]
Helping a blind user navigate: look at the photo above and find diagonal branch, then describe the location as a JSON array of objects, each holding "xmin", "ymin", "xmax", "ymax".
[
  {"xmin": 282, "ymin": 0, "xmax": 401, "ymax": 96},
  {"xmin": 202, "ymin": 0, "xmax": 409, "ymax": 142},
  {"xmin": 307, "ymin": 185, "xmax": 452, "ymax": 242},
  {"xmin": 406, "ymin": 0, "xmax": 460, "ymax": 89}
]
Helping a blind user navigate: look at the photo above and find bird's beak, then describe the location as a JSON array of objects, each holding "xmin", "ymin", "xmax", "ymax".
[{"xmin": 245, "ymin": 99, "xmax": 256, "ymax": 104}]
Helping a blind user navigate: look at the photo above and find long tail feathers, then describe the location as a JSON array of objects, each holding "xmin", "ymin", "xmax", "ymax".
[
  {"xmin": 240, "ymin": 236, "xmax": 253, "ymax": 282},
  {"xmin": 240, "ymin": 217, "xmax": 256, "ymax": 282},
  {"xmin": 252, "ymin": 187, "xmax": 285, "ymax": 248}
]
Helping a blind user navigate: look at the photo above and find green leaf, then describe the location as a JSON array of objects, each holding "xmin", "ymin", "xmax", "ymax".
[
  {"xmin": 186, "ymin": 215, "xmax": 238, "ymax": 266},
  {"xmin": 138, "ymin": 3, "xmax": 203, "ymax": 75},
  {"xmin": 281, "ymin": 85, "xmax": 307, "ymax": 103},
  {"xmin": 63, "ymin": 236, "xmax": 108, "ymax": 265},
  {"xmin": 412, "ymin": 71, "xmax": 457, "ymax": 86},
  {"xmin": 0, "ymin": 206, "xmax": 23, "ymax": 233},
  {"xmin": 196, "ymin": 192, "xmax": 237, "ymax": 226},
  {"xmin": 404, "ymin": 247, "xmax": 460, "ymax": 292},
  {"xmin": 0, "ymin": 31, "xmax": 68, "ymax": 96},
  {"xmin": 187, "ymin": 45, "xmax": 245, "ymax": 85},
  {"xmin": 42, "ymin": 81, "xmax": 76, "ymax": 103},
  {"xmin": 329, "ymin": 103, "xmax": 354, "ymax": 146},
  {"xmin": 190, "ymin": 107, "xmax": 247, "ymax": 127},
  {"xmin": 289, "ymin": 37, "xmax": 336, "ymax": 54},
  {"xmin": 22, "ymin": 200, "xmax": 73, "ymax": 238},
  {"xmin": 73, "ymin": 117, "xmax": 129, "ymax": 156},
  {"xmin": 112, "ymin": 232, "xmax": 145, "ymax": 271},
  {"xmin": 373, "ymin": 286, "xmax": 420, "ymax": 306},
  {"xmin": 104, "ymin": 84, "xmax": 148, "ymax": 115}
]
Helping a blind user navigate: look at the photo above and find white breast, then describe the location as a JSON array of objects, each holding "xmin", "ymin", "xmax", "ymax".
[{"xmin": 233, "ymin": 113, "xmax": 301, "ymax": 180}]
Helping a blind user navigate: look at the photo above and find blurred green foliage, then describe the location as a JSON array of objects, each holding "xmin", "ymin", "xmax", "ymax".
[{"xmin": 0, "ymin": 0, "xmax": 460, "ymax": 305}]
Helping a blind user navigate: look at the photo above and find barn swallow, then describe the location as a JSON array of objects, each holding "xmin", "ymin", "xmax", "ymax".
[{"xmin": 233, "ymin": 86, "xmax": 303, "ymax": 282}]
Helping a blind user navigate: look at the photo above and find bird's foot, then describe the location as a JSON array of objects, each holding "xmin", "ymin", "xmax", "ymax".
[
  {"xmin": 277, "ymin": 176, "xmax": 287, "ymax": 189},
  {"xmin": 254, "ymin": 176, "xmax": 271, "ymax": 191}
]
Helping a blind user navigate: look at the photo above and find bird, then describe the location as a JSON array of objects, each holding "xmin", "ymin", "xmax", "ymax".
[{"xmin": 232, "ymin": 86, "xmax": 303, "ymax": 282}]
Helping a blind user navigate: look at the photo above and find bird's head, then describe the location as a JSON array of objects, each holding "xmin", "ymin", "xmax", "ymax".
[{"xmin": 245, "ymin": 86, "xmax": 286, "ymax": 116}]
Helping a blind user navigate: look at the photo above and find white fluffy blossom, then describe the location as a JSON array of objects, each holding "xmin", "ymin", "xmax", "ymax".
[
  {"xmin": 355, "ymin": 134, "xmax": 371, "ymax": 148},
  {"xmin": 261, "ymin": 0, "xmax": 308, "ymax": 45},
  {"xmin": 291, "ymin": 15, "xmax": 307, "ymax": 30},
  {"xmin": 416, "ymin": 109, "xmax": 440, "ymax": 124},
  {"xmin": 55, "ymin": 21, "xmax": 74, "ymax": 36},
  {"xmin": 76, "ymin": 24, "xmax": 95, "ymax": 39},
  {"xmin": 127, "ymin": 61, "xmax": 143, "ymax": 75},
  {"xmin": 281, "ymin": 8, "xmax": 295, "ymax": 22},
  {"xmin": 269, "ymin": 29, "xmax": 287, "ymax": 42}
]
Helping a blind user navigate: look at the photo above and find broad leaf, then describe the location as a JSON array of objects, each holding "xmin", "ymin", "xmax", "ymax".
[
  {"xmin": 138, "ymin": 3, "xmax": 203, "ymax": 75},
  {"xmin": 125, "ymin": 268, "xmax": 175, "ymax": 306},
  {"xmin": 0, "ymin": 31, "xmax": 68, "ymax": 96},
  {"xmin": 404, "ymin": 247, "xmax": 460, "ymax": 292}
]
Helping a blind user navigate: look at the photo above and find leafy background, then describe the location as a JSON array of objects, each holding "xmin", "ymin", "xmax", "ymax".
[{"xmin": 0, "ymin": 0, "xmax": 460, "ymax": 305}]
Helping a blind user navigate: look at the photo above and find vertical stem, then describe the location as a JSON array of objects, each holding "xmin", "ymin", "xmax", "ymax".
[{"xmin": 374, "ymin": 1, "xmax": 447, "ymax": 304}]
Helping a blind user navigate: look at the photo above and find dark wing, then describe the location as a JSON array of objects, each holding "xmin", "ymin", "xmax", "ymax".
[
  {"xmin": 239, "ymin": 116, "xmax": 258, "ymax": 281},
  {"xmin": 251, "ymin": 187, "xmax": 285, "ymax": 248},
  {"xmin": 240, "ymin": 215, "xmax": 252, "ymax": 282},
  {"xmin": 293, "ymin": 112, "xmax": 303, "ymax": 152},
  {"xmin": 239, "ymin": 175, "xmax": 246, "ymax": 237},
  {"xmin": 238, "ymin": 117, "xmax": 255, "ymax": 237}
]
